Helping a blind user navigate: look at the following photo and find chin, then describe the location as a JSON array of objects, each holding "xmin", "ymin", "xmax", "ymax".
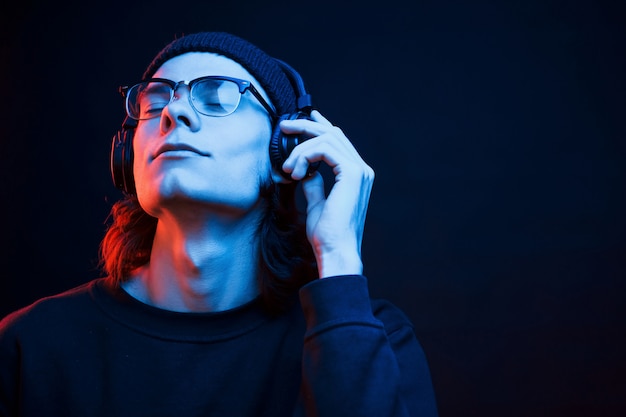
[
  {"xmin": 140, "ymin": 187, "xmax": 265, "ymax": 219},
  {"xmin": 137, "ymin": 168, "xmax": 269, "ymax": 215}
]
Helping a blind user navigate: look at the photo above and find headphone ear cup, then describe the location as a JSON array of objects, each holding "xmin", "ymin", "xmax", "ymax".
[
  {"xmin": 269, "ymin": 112, "xmax": 317, "ymax": 180},
  {"xmin": 110, "ymin": 127, "xmax": 136, "ymax": 195},
  {"xmin": 269, "ymin": 114, "xmax": 293, "ymax": 179}
]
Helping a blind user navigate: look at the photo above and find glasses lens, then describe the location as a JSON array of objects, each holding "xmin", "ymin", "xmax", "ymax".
[
  {"xmin": 127, "ymin": 81, "xmax": 172, "ymax": 120},
  {"xmin": 192, "ymin": 79, "xmax": 241, "ymax": 116}
]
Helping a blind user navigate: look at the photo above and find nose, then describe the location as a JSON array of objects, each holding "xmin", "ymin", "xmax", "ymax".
[{"xmin": 160, "ymin": 82, "xmax": 201, "ymax": 133}]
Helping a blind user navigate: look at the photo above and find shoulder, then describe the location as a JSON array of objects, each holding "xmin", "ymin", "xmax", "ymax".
[{"xmin": 0, "ymin": 279, "xmax": 102, "ymax": 337}]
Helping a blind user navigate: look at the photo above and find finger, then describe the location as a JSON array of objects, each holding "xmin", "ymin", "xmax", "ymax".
[
  {"xmin": 283, "ymin": 135, "xmax": 346, "ymax": 179},
  {"xmin": 282, "ymin": 130, "xmax": 364, "ymax": 177},
  {"xmin": 281, "ymin": 119, "xmax": 356, "ymax": 154},
  {"xmin": 309, "ymin": 110, "xmax": 333, "ymax": 126},
  {"xmin": 278, "ymin": 119, "xmax": 325, "ymax": 137},
  {"xmin": 279, "ymin": 113, "xmax": 338, "ymax": 137},
  {"xmin": 300, "ymin": 171, "xmax": 326, "ymax": 213}
]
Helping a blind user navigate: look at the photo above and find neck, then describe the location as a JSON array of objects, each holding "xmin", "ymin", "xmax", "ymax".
[{"xmin": 123, "ymin": 208, "xmax": 263, "ymax": 313}]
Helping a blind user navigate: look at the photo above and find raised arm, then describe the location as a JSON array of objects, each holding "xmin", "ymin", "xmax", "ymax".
[{"xmin": 295, "ymin": 275, "xmax": 438, "ymax": 416}]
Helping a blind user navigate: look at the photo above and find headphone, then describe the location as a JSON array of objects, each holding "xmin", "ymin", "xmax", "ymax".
[{"xmin": 110, "ymin": 59, "xmax": 315, "ymax": 195}]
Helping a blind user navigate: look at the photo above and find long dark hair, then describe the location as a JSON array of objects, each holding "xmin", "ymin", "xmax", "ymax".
[{"xmin": 98, "ymin": 181, "xmax": 318, "ymax": 314}]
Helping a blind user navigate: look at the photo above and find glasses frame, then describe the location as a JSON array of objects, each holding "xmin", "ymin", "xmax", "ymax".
[{"xmin": 119, "ymin": 76, "xmax": 277, "ymax": 120}]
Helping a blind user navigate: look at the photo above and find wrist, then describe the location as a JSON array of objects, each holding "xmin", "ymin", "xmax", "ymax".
[{"xmin": 317, "ymin": 250, "xmax": 363, "ymax": 278}]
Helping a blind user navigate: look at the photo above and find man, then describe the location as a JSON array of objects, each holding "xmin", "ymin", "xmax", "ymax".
[{"xmin": 0, "ymin": 31, "xmax": 438, "ymax": 416}]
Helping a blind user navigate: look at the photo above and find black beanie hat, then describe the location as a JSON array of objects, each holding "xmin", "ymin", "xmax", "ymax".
[{"xmin": 142, "ymin": 32, "xmax": 296, "ymax": 116}]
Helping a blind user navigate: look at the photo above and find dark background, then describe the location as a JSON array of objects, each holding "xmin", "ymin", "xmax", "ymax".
[{"xmin": 1, "ymin": 0, "xmax": 625, "ymax": 415}]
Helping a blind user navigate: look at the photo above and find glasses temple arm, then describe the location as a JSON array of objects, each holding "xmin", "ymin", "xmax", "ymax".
[{"xmin": 246, "ymin": 85, "xmax": 277, "ymax": 119}]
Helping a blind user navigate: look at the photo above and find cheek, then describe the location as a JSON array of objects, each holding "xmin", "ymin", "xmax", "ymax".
[
  {"xmin": 130, "ymin": 127, "xmax": 154, "ymax": 187},
  {"xmin": 130, "ymin": 123, "xmax": 164, "ymax": 210},
  {"xmin": 224, "ymin": 117, "xmax": 274, "ymax": 177}
]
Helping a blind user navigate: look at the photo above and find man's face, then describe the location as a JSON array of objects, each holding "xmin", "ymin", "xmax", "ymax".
[{"xmin": 132, "ymin": 52, "xmax": 278, "ymax": 219}]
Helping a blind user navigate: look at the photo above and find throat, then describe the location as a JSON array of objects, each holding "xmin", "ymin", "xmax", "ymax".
[{"xmin": 123, "ymin": 228, "xmax": 261, "ymax": 312}]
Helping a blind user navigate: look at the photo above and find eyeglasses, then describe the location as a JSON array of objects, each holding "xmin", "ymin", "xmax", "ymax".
[{"xmin": 119, "ymin": 76, "xmax": 276, "ymax": 120}]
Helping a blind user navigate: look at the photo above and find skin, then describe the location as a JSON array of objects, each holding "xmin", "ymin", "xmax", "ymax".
[{"xmin": 122, "ymin": 52, "xmax": 374, "ymax": 312}]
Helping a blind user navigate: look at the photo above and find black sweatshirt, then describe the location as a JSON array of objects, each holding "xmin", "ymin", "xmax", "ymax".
[{"xmin": 0, "ymin": 275, "xmax": 438, "ymax": 416}]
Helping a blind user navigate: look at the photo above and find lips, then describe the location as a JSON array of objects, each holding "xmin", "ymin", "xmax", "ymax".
[{"xmin": 153, "ymin": 143, "xmax": 211, "ymax": 159}]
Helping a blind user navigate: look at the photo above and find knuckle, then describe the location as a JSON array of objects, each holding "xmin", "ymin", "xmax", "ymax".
[{"xmin": 331, "ymin": 126, "xmax": 344, "ymax": 136}]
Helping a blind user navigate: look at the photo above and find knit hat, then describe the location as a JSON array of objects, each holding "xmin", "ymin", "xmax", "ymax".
[{"xmin": 142, "ymin": 32, "xmax": 296, "ymax": 116}]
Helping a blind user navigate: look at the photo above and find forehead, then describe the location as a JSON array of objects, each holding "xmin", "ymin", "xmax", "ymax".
[{"xmin": 153, "ymin": 52, "xmax": 255, "ymax": 82}]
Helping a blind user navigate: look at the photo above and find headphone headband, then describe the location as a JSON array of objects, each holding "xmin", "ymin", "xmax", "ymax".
[{"xmin": 274, "ymin": 59, "xmax": 313, "ymax": 114}]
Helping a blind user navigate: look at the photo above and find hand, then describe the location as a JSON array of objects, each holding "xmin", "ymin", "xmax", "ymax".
[{"xmin": 280, "ymin": 110, "xmax": 375, "ymax": 278}]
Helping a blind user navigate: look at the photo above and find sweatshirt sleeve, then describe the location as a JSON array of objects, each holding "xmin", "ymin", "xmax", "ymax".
[{"xmin": 296, "ymin": 275, "xmax": 438, "ymax": 417}]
